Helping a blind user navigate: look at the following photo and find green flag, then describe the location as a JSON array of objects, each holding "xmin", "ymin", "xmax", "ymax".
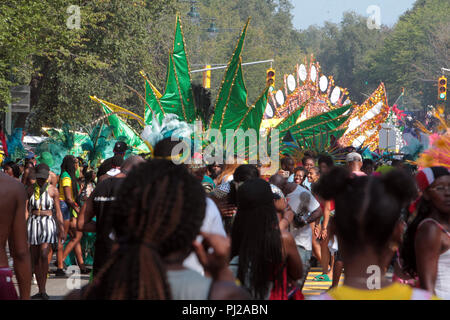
[
  {"xmin": 239, "ymin": 86, "xmax": 270, "ymax": 132},
  {"xmin": 144, "ymin": 14, "xmax": 195, "ymax": 124},
  {"xmin": 100, "ymin": 102, "xmax": 150, "ymax": 153},
  {"xmin": 290, "ymin": 104, "xmax": 352, "ymax": 141},
  {"xmin": 208, "ymin": 19, "xmax": 250, "ymax": 134},
  {"xmin": 144, "ymin": 78, "xmax": 164, "ymax": 125}
]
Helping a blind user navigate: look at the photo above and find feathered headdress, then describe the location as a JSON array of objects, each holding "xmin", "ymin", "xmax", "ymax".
[
  {"xmin": 3, "ymin": 128, "xmax": 27, "ymax": 163},
  {"xmin": 415, "ymin": 111, "xmax": 449, "ymax": 169},
  {"xmin": 141, "ymin": 113, "xmax": 193, "ymax": 149}
]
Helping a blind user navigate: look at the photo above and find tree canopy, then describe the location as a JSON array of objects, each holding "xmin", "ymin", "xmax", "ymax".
[{"xmin": 1, "ymin": 0, "xmax": 448, "ymax": 134}]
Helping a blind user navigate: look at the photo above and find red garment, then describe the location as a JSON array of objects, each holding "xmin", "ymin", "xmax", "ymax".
[
  {"xmin": 0, "ymin": 129, "xmax": 8, "ymax": 157},
  {"xmin": 269, "ymin": 267, "xmax": 288, "ymax": 300},
  {"xmin": 269, "ymin": 267, "xmax": 305, "ymax": 300},
  {"xmin": 0, "ymin": 268, "xmax": 18, "ymax": 300}
]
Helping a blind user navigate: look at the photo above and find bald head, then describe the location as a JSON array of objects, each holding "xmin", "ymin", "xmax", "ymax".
[{"xmin": 269, "ymin": 174, "xmax": 287, "ymax": 190}]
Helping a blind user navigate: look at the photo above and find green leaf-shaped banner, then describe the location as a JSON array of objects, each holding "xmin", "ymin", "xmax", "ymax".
[
  {"xmin": 208, "ymin": 18, "xmax": 250, "ymax": 134},
  {"xmin": 101, "ymin": 102, "xmax": 150, "ymax": 153}
]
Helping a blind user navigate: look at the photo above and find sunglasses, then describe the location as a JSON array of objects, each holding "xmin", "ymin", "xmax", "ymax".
[{"xmin": 429, "ymin": 185, "xmax": 450, "ymax": 193}]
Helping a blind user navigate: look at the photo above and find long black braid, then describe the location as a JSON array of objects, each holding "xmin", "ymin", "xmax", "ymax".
[
  {"xmin": 60, "ymin": 155, "xmax": 79, "ymax": 196},
  {"xmin": 82, "ymin": 159, "xmax": 206, "ymax": 299}
]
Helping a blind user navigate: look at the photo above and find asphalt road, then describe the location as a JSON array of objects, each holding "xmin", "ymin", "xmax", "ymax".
[{"xmin": 10, "ymin": 257, "xmax": 90, "ymax": 300}]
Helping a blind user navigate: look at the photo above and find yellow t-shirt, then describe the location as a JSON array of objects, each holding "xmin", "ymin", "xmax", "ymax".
[
  {"xmin": 323, "ymin": 283, "xmax": 440, "ymax": 300},
  {"xmin": 59, "ymin": 172, "xmax": 74, "ymax": 201}
]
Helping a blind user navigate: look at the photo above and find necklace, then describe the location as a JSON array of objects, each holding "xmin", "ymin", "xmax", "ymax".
[{"xmin": 33, "ymin": 182, "xmax": 49, "ymax": 214}]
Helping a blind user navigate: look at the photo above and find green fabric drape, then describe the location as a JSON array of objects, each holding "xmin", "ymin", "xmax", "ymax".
[
  {"xmin": 144, "ymin": 15, "xmax": 195, "ymax": 124},
  {"xmin": 101, "ymin": 103, "xmax": 150, "ymax": 153},
  {"xmin": 208, "ymin": 19, "xmax": 250, "ymax": 134}
]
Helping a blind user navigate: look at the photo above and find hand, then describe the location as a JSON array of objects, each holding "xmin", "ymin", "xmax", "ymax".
[
  {"xmin": 283, "ymin": 205, "xmax": 294, "ymax": 223},
  {"xmin": 314, "ymin": 225, "xmax": 321, "ymax": 239},
  {"xmin": 320, "ymin": 228, "xmax": 328, "ymax": 241},
  {"xmin": 279, "ymin": 170, "xmax": 290, "ymax": 178},
  {"xmin": 192, "ymin": 232, "xmax": 234, "ymax": 281},
  {"xmin": 58, "ymin": 225, "xmax": 66, "ymax": 243},
  {"xmin": 219, "ymin": 203, "xmax": 237, "ymax": 218},
  {"xmin": 274, "ymin": 198, "xmax": 287, "ymax": 213},
  {"xmin": 294, "ymin": 214, "xmax": 306, "ymax": 228}
]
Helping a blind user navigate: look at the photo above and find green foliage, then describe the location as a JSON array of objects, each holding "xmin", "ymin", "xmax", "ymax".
[
  {"xmin": 1, "ymin": 0, "xmax": 176, "ymax": 133},
  {"xmin": 2, "ymin": 0, "xmax": 448, "ymax": 133},
  {"xmin": 365, "ymin": 0, "xmax": 450, "ymax": 110},
  {"xmin": 298, "ymin": 12, "xmax": 390, "ymax": 104},
  {"xmin": 175, "ymin": 0, "xmax": 304, "ymax": 105}
]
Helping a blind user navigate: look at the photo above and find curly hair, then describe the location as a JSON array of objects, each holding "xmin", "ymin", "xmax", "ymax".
[
  {"xmin": 83, "ymin": 159, "xmax": 206, "ymax": 299},
  {"xmin": 313, "ymin": 167, "xmax": 417, "ymax": 257}
]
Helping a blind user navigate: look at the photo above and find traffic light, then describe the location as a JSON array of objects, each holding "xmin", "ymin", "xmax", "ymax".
[
  {"xmin": 266, "ymin": 68, "xmax": 275, "ymax": 90},
  {"xmin": 438, "ymin": 76, "xmax": 447, "ymax": 101},
  {"xmin": 203, "ymin": 65, "xmax": 211, "ymax": 89}
]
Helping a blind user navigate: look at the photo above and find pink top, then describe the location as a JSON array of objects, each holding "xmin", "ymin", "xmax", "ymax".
[{"xmin": 352, "ymin": 171, "xmax": 367, "ymax": 177}]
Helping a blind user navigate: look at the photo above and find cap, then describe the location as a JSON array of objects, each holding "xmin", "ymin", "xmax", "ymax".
[
  {"xmin": 416, "ymin": 167, "xmax": 449, "ymax": 192},
  {"xmin": 35, "ymin": 163, "xmax": 50, "ymax": 180},
  {"xmin": 37, "ymin": 152, "xmax": 54, "ymax": 167},
  {"xmin": 113, "ymin": 141, "xmax": 128, "ymax": 154},
  {"xmin": 26, "ymin": 151, "xmax": 35, "ymax": 160},
  {"xmin": 346, "ymin": 152, "xmax": 362, "ymax": 163}
]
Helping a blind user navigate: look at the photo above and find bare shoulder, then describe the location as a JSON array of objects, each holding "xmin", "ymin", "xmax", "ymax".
[
  {"xmin": 415, "ymin": 220, "xmax": 442, "ymax": 247},
  {"xmin": 48, "ymin": 184, "xmax": 59, "ymax": 196},
  {"xmin": 0, "ymin": 173, "xmax": 26, "ymax": 199}
]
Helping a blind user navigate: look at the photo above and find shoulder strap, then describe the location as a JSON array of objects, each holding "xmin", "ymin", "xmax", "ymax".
[{"xmin": 418, "ymin": 218, "xmax": 450, "ymax": 237}]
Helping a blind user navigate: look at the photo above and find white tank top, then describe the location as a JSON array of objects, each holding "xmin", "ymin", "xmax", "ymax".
[{"xmin": 418, "ymin": 218, "xmax": 450, "ymax": 300}]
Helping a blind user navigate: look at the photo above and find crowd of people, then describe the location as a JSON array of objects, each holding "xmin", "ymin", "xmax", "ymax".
[{"xmin": 0, "ymin": 138, "xmax": 449, "ymax": 300}]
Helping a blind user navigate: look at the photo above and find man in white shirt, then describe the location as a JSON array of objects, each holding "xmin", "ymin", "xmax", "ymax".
[
  {"xmin": 183, "ymin": 197, "xmax": 227, "ymax": 276},
  {"xmin": 269, "ymin": 174, "xmax": 322, "ymax": 290}
]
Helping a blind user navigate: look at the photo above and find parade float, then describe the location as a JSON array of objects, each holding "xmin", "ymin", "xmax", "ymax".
[
  {"xmin": 262, "ymin": 55, "xmax": 393, "ymax": 155},
  {"xmin": 24, "ymin": 14, "xmax": 412, "ymax": 168}
]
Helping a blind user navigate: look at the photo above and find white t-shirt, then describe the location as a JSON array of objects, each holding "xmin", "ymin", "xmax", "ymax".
[
  {"xmin": 286, "ymin": 185, "xmax": 320, "ymax": 251},
  {"xmin": 183, "ymin": 197, "xmax": 227, "ymax": 275}
]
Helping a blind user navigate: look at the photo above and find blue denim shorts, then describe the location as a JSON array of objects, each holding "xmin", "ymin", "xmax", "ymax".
[{"xmin": 60, "ymin": 201, "xmax": 71, "ymax": 221}]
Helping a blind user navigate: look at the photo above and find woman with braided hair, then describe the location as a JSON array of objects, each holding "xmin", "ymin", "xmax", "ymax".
[
  {"xmin": 230, "ymin": 178, "xmax": 303, "ymax": 300},
  {"xmin": 311, "ymin": 167, "xmax": 439, "ymax": 300},
  {"xmin": 67, "ymin": 159, "xmax": 248, "ymax": 299},
  {"xmin": 401, "ymin": 167, "xmax": 450, "ymax": 299}
]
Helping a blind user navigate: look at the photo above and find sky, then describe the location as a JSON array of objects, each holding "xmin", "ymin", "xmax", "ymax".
[{"xmin": 291, "ymin": 0, "xmax": 417, "ymax": 30}]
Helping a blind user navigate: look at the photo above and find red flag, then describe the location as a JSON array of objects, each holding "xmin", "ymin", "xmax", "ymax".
[{"xmin": 0, "ymin": 129, "xmax": 8, "ymax": 157}]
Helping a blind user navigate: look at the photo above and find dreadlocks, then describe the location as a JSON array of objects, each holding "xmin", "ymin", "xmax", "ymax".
[
  {"xmin": 60, "ymin": 155, "xmax": 79, "ymax": 195},
  {"xmin": 82, "ymin": 159, "xmax": 206, "ymax": 299}
]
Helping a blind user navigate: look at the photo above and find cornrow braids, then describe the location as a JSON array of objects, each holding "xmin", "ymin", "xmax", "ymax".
[{"xmin": 82, "ymin": 159, "xmax": 206, "ymax": 300}]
